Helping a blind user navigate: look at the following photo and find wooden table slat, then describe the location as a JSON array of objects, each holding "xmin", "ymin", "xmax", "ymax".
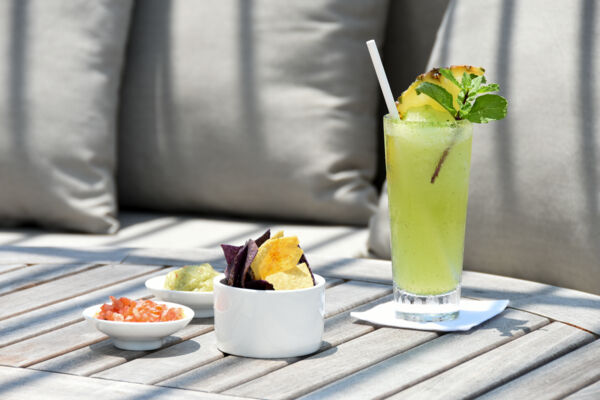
[
  {"xmin": 566, "ymin": 379, "xmax": 600, "ymax": 399},
  {"xmin": 480, "ymin": 339, "xmax": 600, "ymax": 400},
  {"xmin": 0, "ymin": 247, "xmax": 130, "ymax": 265},
  {"xmin": 224, "ymin": 328, "xmax": 438, "ymax": 400},
  {"xmin": 322, "ymin": 280, "xmax": 391, "ymax": 318},
  {"xmin": 0, "ymin": 263, "xmax": 163, "ymax": 321},
  {"xmin": 0, "ymin": 366, "xmax": 251, "ymax": 400},
  {"xmin": 0, "ymin": 264, "xmax": 27, "ymax": 274},
  {"xmin": 159, "ymin": 294, "xmax": 394, "ymax": 393},
  {"xmin": 93, "ymin": 331, "xmax": 224, "ymax": 385},
  {"xmin": 123, "ymin": 248, "xmax": 226, "ymax": 267},
  {"xmin": 310, "ymin": 255, "xmax": 391, "ymax": 284},
  {"xmin": 0, "ymin": 263, "xmax": 99, "ymax": 296},
  {"xmin": 392, "ymin": 322, "xmax": 596, "ymax": 400},
  {"xmin": 300, "ymin": 308, "xmax": 550, "ymax": 400},
  {"xmin": 29, "ymin": 317, "xmax": 215, "ymax": 375},
  {"xmin": 0, "ymin": 267, "xmax": 174, "ymax": 348},
  {"xmin": 89, "ymin": 281, "xmax": 391, "ymax": 385},
  {"xmin": 0, "ymin": 314, "xmax": 215, "ymax": 368},
  {"xmin": 462, "ymin": 272, "xmax": 600, "ymax": 335}
]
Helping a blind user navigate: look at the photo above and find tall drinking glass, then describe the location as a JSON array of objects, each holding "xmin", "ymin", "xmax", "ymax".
[{"xmin": 384, "ymin": 116, "xmax": 472, "ymax": 322}]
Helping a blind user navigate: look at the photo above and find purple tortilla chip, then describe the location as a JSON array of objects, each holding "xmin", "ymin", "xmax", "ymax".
[
  {"xmin": 221, "ymin": 244, "xmax": 241, "ymax": 267},
  {"xmin": 254, "ymin": 229, "xmax": 271, "ymax": 248},
  {"xmin": 240, "ymin": 240, "xmax": 259, "ymax": 288},
  {"xmin": 245, "ymin": 279, "xmax": 274, "ymax": 290},
  {"xmin": 230, "ymin": 242, "xmax": 248, "ymax": 287},
  {"xmin": 299, "ymin": 252, "xmax": 316, "ymax": 286},
  {"xmin": 221, "ymin": 244, "xmax": 242, "ymax": 280}
]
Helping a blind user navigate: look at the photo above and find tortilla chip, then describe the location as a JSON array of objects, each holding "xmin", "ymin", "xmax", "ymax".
[
  {"xmin": 265, "ymin": 263, "xmax": 314, "ymax": 290},
  {"xmin": 240, "ymin": 240, "xmax": 259, "ymax": 288},
  {"xmin": 250, "ymin": 236, "xmax": 303, "ymax": 279},
  {"xmin": 245, "ymin": 279, "xmax": 274, "ymax": 290},
  {"xmin": 255, "ymin": 229, "xmax": 271, "ymax": 248}
]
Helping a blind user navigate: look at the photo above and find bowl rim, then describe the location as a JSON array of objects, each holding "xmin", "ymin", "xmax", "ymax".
[
  {"xmin": 145, "ymin": 274, "xmax": 216, "ymax": 296},
  {"xmin": 213, "ymin": 273, "xmax": 325, "ymax": 293},
  {"xmin": 83, "ymin": 300, "xmax": 194, "ymax": 326}
]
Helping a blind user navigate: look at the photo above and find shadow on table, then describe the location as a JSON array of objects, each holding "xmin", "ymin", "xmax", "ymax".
[{"xmin": 464, "ymin": 283, "xmax": 600, "ymax": 313}]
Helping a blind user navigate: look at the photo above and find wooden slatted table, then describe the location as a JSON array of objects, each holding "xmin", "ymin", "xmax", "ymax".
[{"xmin": 0, "ymin": 246, "xmax": 599, "ymax": 399}]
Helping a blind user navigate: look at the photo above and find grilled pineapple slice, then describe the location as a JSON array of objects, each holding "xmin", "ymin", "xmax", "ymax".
[{"xmin": 396, "ymin": 65, "xmax": 485, "ymax": 121}]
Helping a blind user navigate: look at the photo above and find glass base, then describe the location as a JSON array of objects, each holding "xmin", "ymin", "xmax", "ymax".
[{"xmin": 393, "ymin": 283, "xmax": 460, "ymax": 322}]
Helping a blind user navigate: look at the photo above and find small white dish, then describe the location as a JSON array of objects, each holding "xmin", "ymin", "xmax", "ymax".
[
  {"xmin": 145, "ymin": 275, "xmax": 217, "ymax": 317},
  {"xmin": 83, "ymin": 301, "xmax": 194, "ymax": 350},
  {"xmin": 213, "ymin": 274, "xmax": 326, "ymax": 358}
]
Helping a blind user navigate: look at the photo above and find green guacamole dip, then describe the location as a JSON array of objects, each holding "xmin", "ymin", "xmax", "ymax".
[{"xmin": 164, "ymin": 264, "xmax": 219, "ymax": 292}]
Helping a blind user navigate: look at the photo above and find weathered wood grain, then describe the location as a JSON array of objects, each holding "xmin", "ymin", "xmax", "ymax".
[
  {"xmin": 393, "ymin": 323, "xmax": 595, "ymax": 399},
  {"xmin": 462, "ymin": 270, "xmax": 554, "ymax": 301},
  {"xmin": 323, "ymin": 280, "xmax": 391, "ymax": 318},
  {"xmin": 123, "ymin": 247, "xmax": 226, "ymax": 268},
  {"xmin": 0, "ymin": 263, "xmax": 99, "ymax": 296},
  {"xmin": 2, "ymin": 315, "xmax": 214, "ymax": 368},
  {"xmin": 0, "ymin": 246, "xmax": 129, "ymax": 265},
  {"xmin": 0, "ymin": 267, "xmax": 172, "ymax": 348},
  {"xmin": 0, "ymin": 366, "xmax": 251, "ymax": 400},
  {"xmin": 463, "ymin": 271, "xmax": 600, "ymax": 334},
  {"xmin": 92, "ymin": 331, "xmax": 224, "ymax": 385},
  {"xmin": 480, "ymin": 339, "xmax": 600, "ymax": 400},
  {"xmin": 509, "ymin": 288, "xmax": 600, "ymax": 335},
  {"xmin": 310, "ymin": 255, "xmax": 391, "ymax": 284},
  {"xmin": 301, "ymin": 308, "xmax": 550, "ymax": 400},
  {"xmin": 159, "ymin": 295, "xmax": 394, "ymax": 393},
  {"xmin": 225, "ymin": 328, "xmax": 438, "ymax": 399},
  {"xmin": 566, "ymin": 380, "xmax": 600, "ymax": 399},
  {"xmin": 0, "ymin": 320, "xmax": 106, "ymax": 367},
  {"xmin": 0, "ymin": 264, "xmax": 26, "ymax": 274},
  {"xmin": 0, "ymin": 263, "xmax": 162, "ymax": 320},
  {"xmin": 29, "ymin": 318, "xmax": 214, "ymax": 374}
]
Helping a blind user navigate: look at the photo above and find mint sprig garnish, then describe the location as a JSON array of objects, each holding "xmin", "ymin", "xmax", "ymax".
[
  {"xmin": 415, "ymin": 68, "xmax": 507, "ymax": 123},
  {"xmin": 413, "ymin": 67, "xmax": 508, "ymax": 184}
]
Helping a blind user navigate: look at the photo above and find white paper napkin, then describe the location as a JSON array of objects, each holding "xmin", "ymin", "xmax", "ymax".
[{"xmin": 351, "ymin": 298, "xmax": 509, "ymax": 332}]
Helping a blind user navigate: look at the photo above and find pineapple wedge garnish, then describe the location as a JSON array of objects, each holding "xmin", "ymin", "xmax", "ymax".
[{"xmin": 397, "ymin": 66, "xmax": 485, "ymax": 121}]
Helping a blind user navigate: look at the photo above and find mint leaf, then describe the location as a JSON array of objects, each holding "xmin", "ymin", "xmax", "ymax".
[
  {"xmin": 469, "ymin": 75, "xmax": 485, "ymax": 93},
  {"xmin": 459, "ymin": 101, "xmax": 473, "ymax": 119},
  {"xmin": 439, "ymin": 68, "xmax": 462, "ymax": 89},
  {"xmin": 415, "ymin": 82, "xmax": 457, "ymax": 117},
  {"xmin": 461, "ymin": 72, "xmax": 472, "ymax": 89},
  {"xmin": 473, "ymin": 83, "xmax": 500, "ymax": 95},
  {"xmin": 465, "ymin": 94, "xmax": 507, "ymax": 123}
]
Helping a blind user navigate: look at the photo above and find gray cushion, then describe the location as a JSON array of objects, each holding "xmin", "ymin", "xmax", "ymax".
[
  {"xmin": 117, "ymin": 0, "xmax": 388, "ymax": 225},
  {"xmin": 368, "ymin": 0, "xmax": 600, "ymax": 294},
  {"xmin": 0, "ymin": 0, "xmax": 132, "ymax": 233}
]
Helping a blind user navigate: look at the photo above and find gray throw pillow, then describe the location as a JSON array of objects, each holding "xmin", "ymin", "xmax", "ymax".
[
  {"xmin": 368, "ymin": 0, "xmax": 600, "ymax": 294},
  {"xmin": 0, "ymin": 0, "xmax": 132, "ymax": 233},
  {"xmin": 117, "ymin": 0, "xmax": 388, "ymax": 225}
]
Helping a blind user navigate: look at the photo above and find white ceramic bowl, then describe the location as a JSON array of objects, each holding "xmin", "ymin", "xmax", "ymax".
[
  {"xmin": 213, "ymin": 274, "xmax": 325, "ymax": 358},
  {"xmin": 83, "ymin": 301, "xmax": 194, "ymax": 350},
  {"xmin": 145, "ymin": 275, "xmax": 217, "ymax": 317}
]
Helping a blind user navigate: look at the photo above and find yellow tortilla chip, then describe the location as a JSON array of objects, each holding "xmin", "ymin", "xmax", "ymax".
[
  {"xmin": 271, "ymin": 230, "xmax": 284, "ymax": 239},
  {"xmin": 265, "ymin": 263, "xmax": 314, "ymax": 290},
  {"xmin": 250, "ymin": 236, "xmax": 303, "ymax": 279}
]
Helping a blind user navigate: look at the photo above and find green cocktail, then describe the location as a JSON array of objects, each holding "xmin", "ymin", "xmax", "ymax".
[
  {"xmin": 384, "ymin": 116, "xmax": 472, "ymax": 321},
  {"xmin": 363, "ymin": 49, "xmax": 506, "ymax": 321}
]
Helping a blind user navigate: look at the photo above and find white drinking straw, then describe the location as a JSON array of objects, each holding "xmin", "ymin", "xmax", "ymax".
[{"xmin": 366, "ymin": 39, "xmax": 400, "ymax": 120}]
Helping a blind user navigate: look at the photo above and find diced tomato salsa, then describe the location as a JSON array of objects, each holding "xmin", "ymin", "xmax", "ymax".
[{"xmin": 96, "ymin": 296, "xmax": 184, "ymax": 322}]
